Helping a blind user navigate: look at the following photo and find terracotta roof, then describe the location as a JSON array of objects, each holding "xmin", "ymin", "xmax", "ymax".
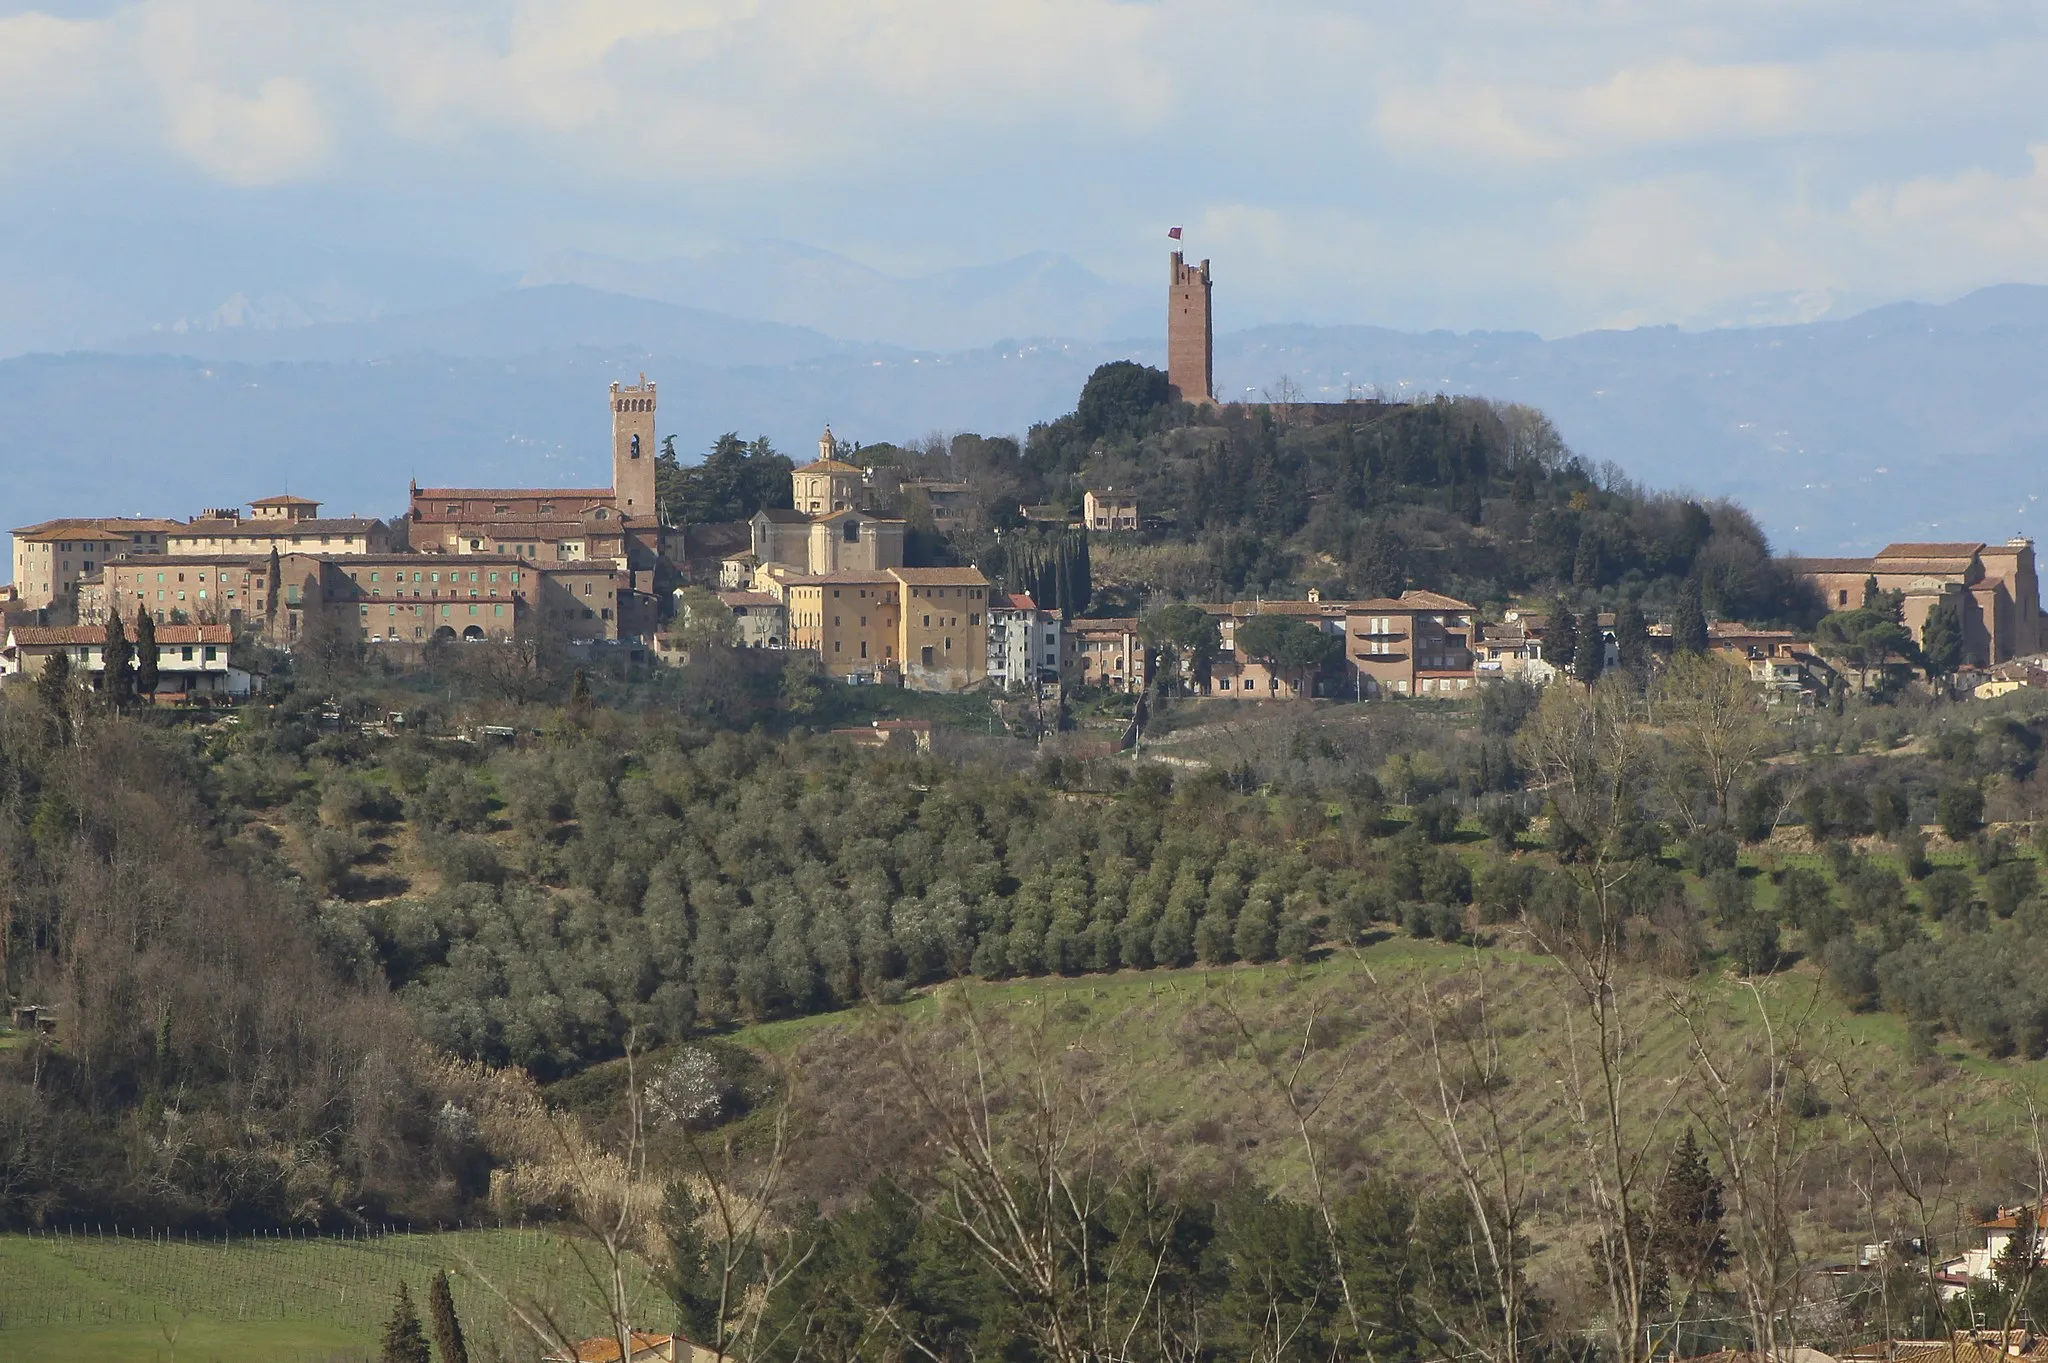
[
  {"xmin": 10, "ymin": 623, "xmax": 233, "ymax": 646},
  {"xmin": 249, "ymin": 494, "xmax": 319, "ymax": 507},
  {"xmin": 12, "ymin": 518, "xmax": 185, "ymax": 539},
  {"xmin": 413, "ymin": 487, "xmax": 612, "ymax": 501},
  {"xmin": 177, "ymin": 518, "xmax": 386, "ymax": 535},
  {"xmin": 889, "ymin": 567, "xmax": 989, "ymax": 587},
  {"xmin": 1071, "ymin": 617, "xmax": 1139, "ymax": 634},
  {"xmin": 48, "ymin": 528, "xmax": 133, "ymax": 543},
  {"xmin": 1397, "ymin": 589, "xmax": 1476, "ymax": 611},
  {"xmin": 282, "ymin": 551, "xmax": 530, "ymax": 566},
  {"xmin": 1879, "ymin": 542, "xmax": 1984, "ymax": 559},
  {"xmin": 997, "ymin": 593, "xmax": 1039, "ymax": 610},
  {"xmin": 782, "ymin": 571, "xmax": 898, "ymax": 585},
  {"xmin": 547, "ymin": 1331, "xmax": 683, "ymax": 1363},
  {"xmin": 754, "ymin": 508, "xmax": 811, "ymax": 524},
  {"xmin": 1877, "ymin": 560, "xmax": 1977, "ymax": 576},
  {"xmin": 797, "ymin": 459, "xmax": 864, "ymax": 475}
]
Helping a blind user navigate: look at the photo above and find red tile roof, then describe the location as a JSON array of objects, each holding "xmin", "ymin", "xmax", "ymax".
[
  {"xmin": 889, "ymin": 567, "xmax": 989, "ymax": 586},
  {"xmin": 1878, "ymin": 542, "xmax": 1984, "ymax": 559},
  {"xmin": 10, "ymin": 623, "xmax": 233, "ymax": 646},
  {"xmin": 413, "ymin": 487, "xmax": 612, "ymax": 501}
]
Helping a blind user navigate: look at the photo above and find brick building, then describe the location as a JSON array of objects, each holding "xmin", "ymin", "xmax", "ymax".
[
  {"xmin": 1168, "ymin": 252, "xmax": 1214, "ymax": 405},
  {"xmin": 1346, "ymin": 591, "xmax": 1480, "ymax": 697},
  {"xmin": 1787, "ymin": 538, "xmax": 2043, "ymax": 666},
  {"xmin": 403, "ymin": 375, "xmax": 668, "ymax": 634}
]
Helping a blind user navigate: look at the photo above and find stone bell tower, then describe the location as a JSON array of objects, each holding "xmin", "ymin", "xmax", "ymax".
[
  {"xmin": 1167, "ymin": 252, "xmax": 1214, "ymax": 405},
  {"xmin": 610, "ymin": 374, "xmax": 657, "ymax": 518}
]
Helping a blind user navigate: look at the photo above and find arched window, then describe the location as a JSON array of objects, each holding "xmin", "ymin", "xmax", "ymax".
[{"xmin": 631, "ymin": 433, "xmax": 641, "ymax": 459}]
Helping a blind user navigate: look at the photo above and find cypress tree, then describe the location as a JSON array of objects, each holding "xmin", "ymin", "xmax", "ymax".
[
  {"xmin": 380, "ymin": 1282, "xmax": 430, "ymax": 1363},
  {"xmin": 1573, "ymin": 611, "xmax": 1605, "ymax": 684},
  {"xmin": 1615, "ymin": 596, "xmax": 1649, "ymax": 680},
  {"xmin": 134, "ymin": 610, "xmax": 159, "ymax": 700},
  {"xmin": 36, "ymin": 649, "xmax": 73, "ymax": 743},
  {"xmin": 1545, "ymin": 599, "xmax": 1577, "ymax": 671},
  {"xmin": 1921, "ymin": 595, "xmax": 1963, "ymax": 688},
  {"xmin": 102, "ymin": 614, "xmax": 134, "ymax": 708},
  {"xmin": 1672, "ymin": 579, "xmax": 1709, "ymax": 655},
  {"xmin": 427, "ymin": 1271, "xmax": 468, "ymax": 1363},
  {"xmin": 1654, "ymin": 1129, "xmax": 1732, "ymax": 1286}
]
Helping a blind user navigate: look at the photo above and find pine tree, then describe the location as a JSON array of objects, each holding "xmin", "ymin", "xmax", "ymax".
[
  {"xmin": 380, "ymin": 1282, "xmax": 430, "ymax": 1363},
  {"xmin": 1546, "ymin": 599, "xmax": 1577, "ymax": 671},
  {"xmin": 1573, "ymin": 611, "xmax": 1606, "ymax": 684},
  {"xmin": 1672, "ymin": 579, "xmax": 1709, "ymax": 655},
  {"xmin": 428, "ymin": 1271, "xmax": 469, "ymax": 1363},
  {"xmin": 1654, "ymin": 1129, "xmax": 1732, "ymax": 1286},
  {"xmin": 102, "ymin": 614, "xmax": 134, "ymax": 708},
  {"xmin": 134, "ymin": 610, "xmax": 159, "ymax": 700}
]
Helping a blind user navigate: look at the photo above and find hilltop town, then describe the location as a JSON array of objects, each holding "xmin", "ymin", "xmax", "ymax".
[
  {"xmin": 10, "ymin": 252, "xmax": 2048, "ymax": 1363},
  {"xmin": 4, "ymin": 252, "xmax": 2044, "ymax": 717}
]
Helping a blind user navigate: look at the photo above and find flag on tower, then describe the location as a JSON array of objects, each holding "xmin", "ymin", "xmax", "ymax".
[{"xmin": 1167, "ymin": 226, "xmax": 1182, "ymax": 240}]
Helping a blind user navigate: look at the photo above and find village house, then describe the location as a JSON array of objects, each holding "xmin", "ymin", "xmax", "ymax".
[
  {"xmin": 1346, "ymin": 591, "xmax": 1479, "ymax": 697},
  {"xmin": 1202, "ymin": 596, "xmax": 1351, "ymax": 699},
  {"xmin": 544, "ymin": 1331, "xmax": 722, "ymax": 1363},
  {"xmin": 0, "ymin": 623, "xmax": 256, "ymax": 700},
  {"xmin": 1067, "ymin": 617, "xmax": 1145, "ymax": 692},
  {"xmin": 716, "ymin": 590, "xmax": 786, "ymax": 649},
  {"xmin": 986, "ymin": 592, "xmax": 1063, "ymax": 691},
  {"xmin": 829, "ymin": 718, "xmax": 934, "ymax": 752},
  {"xmin": 1083, "ymin": 489, "xmax": 1140, "ymax": 533}
]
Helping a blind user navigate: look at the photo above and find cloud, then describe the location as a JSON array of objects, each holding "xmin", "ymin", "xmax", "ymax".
[
  {"xmin": 4, "ymin": 0, "xmax": 2048, "ymax": 340},
  {"xmin": 161, "ymin": 76, "xmax": 330, "ymax": 184},
  {"xmin": 0, "ymin": 11, "xmax": 112, "ymax": 165}
]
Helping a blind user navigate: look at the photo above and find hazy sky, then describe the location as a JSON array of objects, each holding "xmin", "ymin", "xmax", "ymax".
[{"xmin": 5, "ymin": 0, "xmax": 2048, "ymax": 340}]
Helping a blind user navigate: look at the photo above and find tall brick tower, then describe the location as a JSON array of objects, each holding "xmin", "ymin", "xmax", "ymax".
[
  {"xmin": 610, "ymin": 374, "xmax": 657, "ymax": 519},
  {"xmin": 1167, "ymin": 252, "xmax": 1214, "ymax": 404}
]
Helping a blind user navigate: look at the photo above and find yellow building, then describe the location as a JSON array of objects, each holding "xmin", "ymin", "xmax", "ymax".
[
  {"xmin": 791, "ymin": 428, "xmax": 868, "ymax": 514},
  {"xmin": 783, "ymin": 572, "xmax": 903, "ymax": 675},
  {"xmin": 893, "ymin": 567, "xmax": 989, "ymax": 691},
  {"xmin": 10, "ymin": 517, "xmax": 182, "ymax": 614},
  {"xmin": 771, "ymin": 565, "xmax": 990, "ymax": 690}
]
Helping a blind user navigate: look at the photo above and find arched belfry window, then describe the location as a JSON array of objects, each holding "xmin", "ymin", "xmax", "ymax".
[{"xmin": 630, "ymin": 434, "xmax": 641, "ymax": 459}]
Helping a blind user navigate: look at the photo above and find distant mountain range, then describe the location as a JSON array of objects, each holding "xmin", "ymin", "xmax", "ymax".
[{"xmin": 7, "ymin": 277, "xmax": 2048, "ymax": 557}]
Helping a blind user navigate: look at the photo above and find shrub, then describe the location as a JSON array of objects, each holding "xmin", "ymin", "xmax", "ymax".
[
  {"xmin": 1411, "ymin": 795, "xmax": 1462, "ymax": 844},
  {"xmin": 1938, "ymin": 784, "xmax": 1985, "ymax": 842},
  {"xmin": 1823, "ymin": 936, "xmax": 1880, "ymax": 1011},
  {"xmin": 1987, "ymin": 860, "xmax": 2039, "ymax": 919}
]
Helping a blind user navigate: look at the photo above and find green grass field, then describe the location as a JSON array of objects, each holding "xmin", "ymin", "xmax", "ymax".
[{"xmin": 0, "ymin": 1227, "xmax": 660, "ymax": 1362}]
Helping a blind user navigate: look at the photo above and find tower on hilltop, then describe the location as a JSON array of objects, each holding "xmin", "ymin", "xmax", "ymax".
[
  {"xmin": 610, "ymin": 374, "xmax": 657, "ymax": 519},
  {"xmin": 1167, "ymin": 252, "xmax": 1214, "ymax": 405}
]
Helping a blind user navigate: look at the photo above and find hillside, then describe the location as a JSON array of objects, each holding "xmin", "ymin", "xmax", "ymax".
[{"xmin": 11, "ymin": 284, "xmax": 2048, "ymax": 549}]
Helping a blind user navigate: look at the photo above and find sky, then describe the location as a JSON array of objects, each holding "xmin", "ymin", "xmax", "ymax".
[{"xmin": 4, "ymin": 0, "xmax": 2048, "ymax": 345}]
